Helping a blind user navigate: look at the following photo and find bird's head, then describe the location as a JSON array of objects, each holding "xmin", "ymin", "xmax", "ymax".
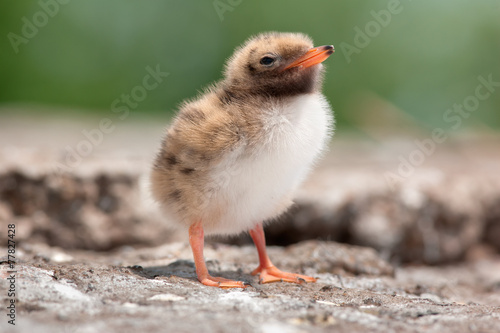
[{"xmin": 224, "ymin": 32, "xmax": 334, "ymax": 97}]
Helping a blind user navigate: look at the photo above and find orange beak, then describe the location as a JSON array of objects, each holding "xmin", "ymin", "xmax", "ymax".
[{"xmin": 283, "ymin": 45, "xmax": 334, "ymax": 70}]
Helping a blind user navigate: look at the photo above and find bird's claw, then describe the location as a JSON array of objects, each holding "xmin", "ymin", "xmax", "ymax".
[
  {"xmin": 199, "ymin": 275, "xmax": 248, "ymax": 289},
  {"xmin": 252, "ymin": 265, "xmax": 317, "ymax": 284}
]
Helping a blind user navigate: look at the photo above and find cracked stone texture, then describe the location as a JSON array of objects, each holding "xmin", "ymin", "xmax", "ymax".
[{"xmin": 0, "ymin": 241, "xmax": 499, "ymax": 333}]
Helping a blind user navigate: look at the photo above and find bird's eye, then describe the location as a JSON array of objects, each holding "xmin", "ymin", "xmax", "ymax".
[{"xmin": 260, "ymin": 56, "xmax": 275, "ymax": 66}]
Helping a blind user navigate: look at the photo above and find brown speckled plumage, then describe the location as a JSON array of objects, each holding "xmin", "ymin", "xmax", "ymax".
[{"xmin": 151, "ymin": 32, "xmax": 329, "ymax": 228}]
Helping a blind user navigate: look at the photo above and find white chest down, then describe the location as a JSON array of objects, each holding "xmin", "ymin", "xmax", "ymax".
[{"xmin": 204, "ymin": 93, "xmax": 334, "ymax": 235}]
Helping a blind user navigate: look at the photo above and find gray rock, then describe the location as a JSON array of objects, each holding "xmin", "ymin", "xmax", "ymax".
[{"xmin": 0, "ymin": 241, "xmax": 499, "ymax": 333}]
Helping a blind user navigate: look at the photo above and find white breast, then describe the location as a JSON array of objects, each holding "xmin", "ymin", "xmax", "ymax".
[{"xmin": 203, "ymin": 93, "xmax": 334, "ymax": 235}]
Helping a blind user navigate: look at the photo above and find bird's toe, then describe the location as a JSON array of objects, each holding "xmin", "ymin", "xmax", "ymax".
[
  {"xmin": 199, "ymin": 275, "xmax": 248, "ymax": 289},
  {"xmin": 253, "ymin": 266, "xmax": 317, "ymax": 284}
]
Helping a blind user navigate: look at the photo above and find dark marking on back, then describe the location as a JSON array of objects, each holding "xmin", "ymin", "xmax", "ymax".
[
  {"xmin": 166, "ymin": 154, "xmax": 178, "ymax": 165},
  {"xmin": 170, "ymin": 189, "xmax": 182, "ymax": 200},
  {"xmin": 180, "ymin": 167, "xmax": 195, "ymax": 175},
  {"xmin": 218, "ymin": 88, "xmax": 239, "ymax": 105},
  {"xmin": 199, "ymin": 152, "xmax": 212, "ymax": 162}
]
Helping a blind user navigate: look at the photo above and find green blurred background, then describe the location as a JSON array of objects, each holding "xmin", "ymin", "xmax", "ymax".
[{"xmin": 1, "ymin": 0, "xmax": 499, "ymax": 133}]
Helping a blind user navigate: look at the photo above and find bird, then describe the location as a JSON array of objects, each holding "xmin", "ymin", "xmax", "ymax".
[{"xmin": 150, "ymin": 32, "xmax": 334, "ymax": 288}]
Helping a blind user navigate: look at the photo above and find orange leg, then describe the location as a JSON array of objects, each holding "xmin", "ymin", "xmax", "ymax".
[
  {"xmin": 249, "ymin": 223, "xmax": 317, "ymax": 284},
  {"xmin": 189, "ymin": 221, "xmax": 248, "ymax": 289}
]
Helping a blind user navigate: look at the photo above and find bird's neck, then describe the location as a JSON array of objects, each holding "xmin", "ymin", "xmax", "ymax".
[{"xmin": 218, "ymin": 80, "xmax": 320, "ymax": 107}]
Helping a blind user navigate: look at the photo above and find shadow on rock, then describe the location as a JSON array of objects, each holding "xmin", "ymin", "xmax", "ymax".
[{"xmin": 126, "ymin": 259, "xmax": 253, "ymax": 285}]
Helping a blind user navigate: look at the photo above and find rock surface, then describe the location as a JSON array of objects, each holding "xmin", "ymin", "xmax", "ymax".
[
  {"xmin": 0, "ymin": 120, "xmax": 499, "ymax": 263},
  {"xmin": 1, "ymin": 241, "xmax": 499, "ymax": 333},
  {"xmin": 1, "ymin": 117, "xmax": 500, "ymax": 332}
]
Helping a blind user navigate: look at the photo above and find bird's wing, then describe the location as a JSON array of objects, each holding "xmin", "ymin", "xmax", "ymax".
[{"xmin": 155, "ymin": 101, "xmax": 245, "ymax": 174}]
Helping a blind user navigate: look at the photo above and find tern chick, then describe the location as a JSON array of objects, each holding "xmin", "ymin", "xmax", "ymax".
[{"xmin": 151, "ymin": 32, "xmax": 335, "ymax": 288}]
